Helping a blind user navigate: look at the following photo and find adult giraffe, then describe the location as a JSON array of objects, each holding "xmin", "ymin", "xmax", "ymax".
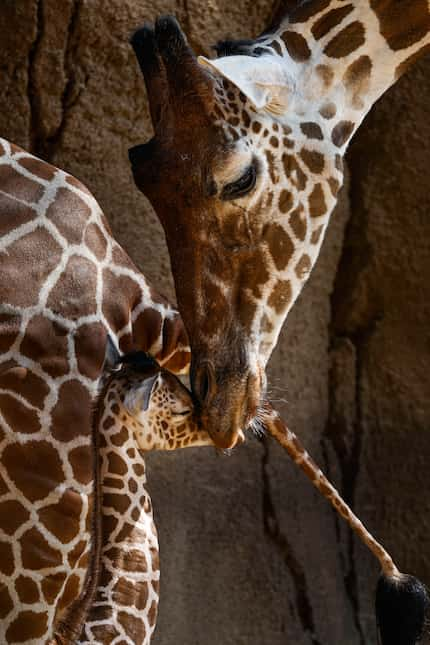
[
  {"xmin": 0, "ymin": 138, "xmax": 190, "ymax": 642},
  {"xmin": 129, "ymin": 1, "xmax": 430, "ymax": 450}
]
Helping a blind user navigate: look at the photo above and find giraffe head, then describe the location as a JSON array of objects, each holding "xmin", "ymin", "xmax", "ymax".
[
  {"xmin": 129, "ymin": 16, "xmax": 343, "ymax": 448},
  {"xmin": 105, "ymin": 340, "xmax": 214, "ymax": 451}
]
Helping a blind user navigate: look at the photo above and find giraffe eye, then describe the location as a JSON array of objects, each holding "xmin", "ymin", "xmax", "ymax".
[
  {"xmin": 221, "ymin": 163, "xmax": 257, "ymax": 200},
  {"xmin": 172, "ymin": 409, "xmax": 191, "ymax": 417}
]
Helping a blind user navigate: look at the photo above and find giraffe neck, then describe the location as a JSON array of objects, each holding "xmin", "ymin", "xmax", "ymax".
[
  {"xmin": 79, "ymin": 389, "xmax": 159, "ymax": 644},
  {"xmin": 250, "ymin": 1, "xmax": 430, "ymax": 363},
  {"xmin": 268, "ymin": 1, "xmax": 430, "ymax": 149}
]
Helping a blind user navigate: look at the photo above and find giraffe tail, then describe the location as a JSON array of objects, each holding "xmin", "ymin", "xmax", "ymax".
[
  {"xmin": 376, "ymin": 573, "xmax": 429, "ymax": 645},
  {"xmin": 261, "ymin": 402, "xmax": 429, "ymax": 645}
]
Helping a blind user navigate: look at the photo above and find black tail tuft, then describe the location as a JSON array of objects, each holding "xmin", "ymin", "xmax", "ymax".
[{"xmin": 376, "ymin": 573, "xmax": 429, "ymax": 644}]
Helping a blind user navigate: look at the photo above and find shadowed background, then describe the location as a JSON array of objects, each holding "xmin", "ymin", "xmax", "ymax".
[{"xmin": 0, "ymin": 1, "xmax": 429, "ymax": 643}]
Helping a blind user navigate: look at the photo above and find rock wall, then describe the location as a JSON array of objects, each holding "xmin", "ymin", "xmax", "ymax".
[{"xmin": 0, "ymin": 2, "xmax": 429, "ymax": 643}]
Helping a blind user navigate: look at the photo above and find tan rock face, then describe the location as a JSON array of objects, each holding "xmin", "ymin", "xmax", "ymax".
[{"xmin": 0, "ymin": 2, "xmax": 429, "ymax": 643}]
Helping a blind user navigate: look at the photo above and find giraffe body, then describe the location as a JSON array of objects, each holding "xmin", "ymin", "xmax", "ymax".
[
  {"xmin": 129, "ymin": 1, "xmax": 430, "ymax": 448},
  {"xmin": 0, "ymin": 138, "xmax": 190, "ymax": 643},
  {"xmin": 79, "ymin": 351, "xmax": 212, "ymax": 644}
]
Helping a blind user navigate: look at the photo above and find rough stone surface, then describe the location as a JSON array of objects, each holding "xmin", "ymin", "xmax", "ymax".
[{"xmin": 0, "ymin": 2, "xmax": 429, "ymax": 644}]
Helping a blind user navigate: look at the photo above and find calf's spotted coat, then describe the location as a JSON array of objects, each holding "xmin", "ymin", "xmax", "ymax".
[{"xmin": 79, "ymin": 352, "xmax": 212, "ymax": 644}]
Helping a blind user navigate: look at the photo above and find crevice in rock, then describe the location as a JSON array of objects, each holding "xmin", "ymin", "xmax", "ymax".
[
  {"xmin": 28, "ymin": 0, "xmax": 86, "ymax": 162},
  {"xmin": 28, "ymin": 0, "xmax": 45, "ymax": 156},
  {"xmin": 43, "ymin": 0, "xmax": 85, "ymax": 162},
  {"xmin": 261, "ymin": 437, "xmax": 322, "ymax": 645}
]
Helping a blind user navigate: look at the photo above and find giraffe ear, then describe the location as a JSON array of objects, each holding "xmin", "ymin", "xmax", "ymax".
[
  {"xmin": 198, "ymin": 54, "xmax": 292, "ymax": 115},
  {"xmin": 124, "ymin": 374, "xmax": 159, "ymax": 414}
]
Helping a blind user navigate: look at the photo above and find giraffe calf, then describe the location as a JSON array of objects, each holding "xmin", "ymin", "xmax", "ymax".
[{"xmin": 78, "ymin": 344, "xmax": 213, "ymax": 645}]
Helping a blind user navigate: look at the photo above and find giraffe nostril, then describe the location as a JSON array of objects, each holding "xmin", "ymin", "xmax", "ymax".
[{"xmin": 193, "ymin": 361, "xmax": 216, "ymax": 407}]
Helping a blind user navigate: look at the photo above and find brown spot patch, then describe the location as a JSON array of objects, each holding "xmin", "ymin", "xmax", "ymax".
[
  {"xmin": 0, "ymin": 500, "xmax": 30, "ymax": 535},
  {"xmin": 0, "ymin": 367, "xmax": 49, "ymax": 409},
  {"xmin": 47, "ymin": 255, "xmax": 98, "ymax": 319},
  {"xmin": 395, "ymin": 43, "xmax": 430, "ymax": 78},
  {"xmin": 0, "ymin": 228, "xmax": 62, "ymax": 308},
  {"xmin": 41, "ymin": 571, "xmax": 67, "ymax": 603},
  {"xmin": 279, "ymin": 189, "xmax": 294, "ymax": 214},
  {"xmin": 289, "ymin": 204, "xmax": 307, "ymax": 241},
  {"xmin": 67, "ymin": 539, "xmax": 87, "ymax": 567},
  {"xmin": 75, "ymin": 322, "xmax": 106, "ymax": 380},
  {"xmin": 110, "ymin": 425, "xmax": 129, "ymax": 447},
  {"xmin": 240, "ymin": 251, "xmax": 270, "ymax": 298},
  {"xmin": 252, "ymin": 120, "xmax": 262, "ymax": 134},
  {"xmin": 0, "ymin": 192, "xmax": 37, "ymax": 238},
  {"xmin": 290, "ymin": 0, "xmax": 331, "ymax": 22},
  {"xmin": 265, "ymin": 150, "xmax": 279, "ymax": 184},
  {"xmin": 20, "ymin": 527, "xmax": 63, "ymax": 569},
  {"xmin": 335, "ymin": 154, "xmax": 344, "ymax": 172},
  {"xmin": 118, "ymin": 611, "xmax": 147, "ymax": 642},
  {"xmin": 15, "ymin": 576, "xmax": 40, "ymax": 604},
  {"xmin": 312, "ymin": 5, "xmax": 354, "ymax": 40},
  {"xmin": 309, "ymin": 184, "xmax": 327, "ymax": 218},
  {"xmin": 133, "ymin": 463, "xmax": 145, "ymax": 477},
  {"xmin": 282, "ymin": 154, "xmax": 307, "ymax": 190},
  {"xmin": 319, "ymin": 102, "xmax": 337, "ymax": 119},
  {"xmin": 370, "ymin": 0, "xmax": 430, "ymax": 51},
  {"xmin": 0, "ymin": 313, "xmax": 21, "ymax": 353},
  {"xmin": 84, "ymin": 222, "xmax": 107, "ymax": 260},
  {"xmin": 104, "ymin": 492, "xmax": 130, "ymax": 513},
  {"xmin": 102, "ymin": 269, "xmax": 139, "ymax": 333},
  {"xmin": 315, "ymin": 64, "xmax": 334, "ymax": 89},
  {"xmin": 295, "ymin": 254, "xmax": 312, "ymax": 279},
  {"xmin": 270, "ymin": 135, "xmax": 279, "ymax": 148},
  {"xmin": 39, "ymin": 490, "xmax": 82, "ymax": 543},
  {"xmin": 68, "ymin": 445, "xmax": 93, "ymax": 485},
  {"xmin": 300, "ymin": 122, "xmax": 323, "ymax": 140},
  {"xmin": 104, "ymin": 476, "xmax": 123, "ymax": 490},
  {"xmin": 260, "ymin": 314, "xmax": 274, "ymax": 334},
  {"xmin": 115, "ymin": 521, "xmax": 135, "ymax": 542},
  {"xmin": 299, "ymin": 148, "xmax": 325, "ymax": 173},
  {"xmin": 51, "ymin": 380, "xmax": 92, "ymax": 442},
  {"xmin": 0, "ymin": 541, "xmax": 14, "ymax": 575},
  {"xmin": 280, "ymin": 31, "xmax": 311, "ymax": 61},
  {"xmin": 270, "ymin": 40, "xmax": 282, "ymax": 56},
  {"xmin": 264, "ymin": 223, "xmax": 294, "ymax": 271},
  {"xmin": 268, "ymin": 280, "xmax": 293, "ymax": 314},
  {"xmin": 46, "ymin": 187, "xmax": 91, "ymax": 244},
  {"xmin": 148, "ymin": 600, "xmax": 158, "ymax": 626},
  {"xmin": 238, "ymin": 295, "xmax": 257, "ymax": 332},
  {"xmin": 18, "ymin": 156, "xmax": 57, "ymax": 181},
  {"xmin": 343, "ymin": 55, "xmax": 372, "ymax": 109},
  {"xmin": 0, "ymin": 164, "xmax": 44, "ymax": 203},
  {"xmin": 57, "ymin": 574, "xmax": 81, "ymax": 611},
  {"xmin": 0, "ymin": 584, "xmax": 13, "ymax": 618},
  {"xmin": 328, "ymin": 177, "xmax": 341, "ymax": 196},
  {"xmin": 332, "ymin": 120, "xmax": 355, "ymax": 147},
  {"xmin": 20, "ymin": 315, "xmax": 69, "ymax": 378},
  {"xmin": 2, "ymin": 440, "xmax": 64, "ymax": 502},
  {"xmin": 311, "ymin": 225, "xmax": 325, "ymax": 245},
  {"xmin": 65, "ymin": 174, "xmax": 93, "ymax": 195},
  {"xmin": 6, "ymin": 610, "xmax": 48, "ymax": 642},
  {"xmin": 324, "ymin": 21, "xmax": 365, "ymax": 58},
  {"xmin": 0, "ymin": 393, "xmax": 40, "ymax": 434}
]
